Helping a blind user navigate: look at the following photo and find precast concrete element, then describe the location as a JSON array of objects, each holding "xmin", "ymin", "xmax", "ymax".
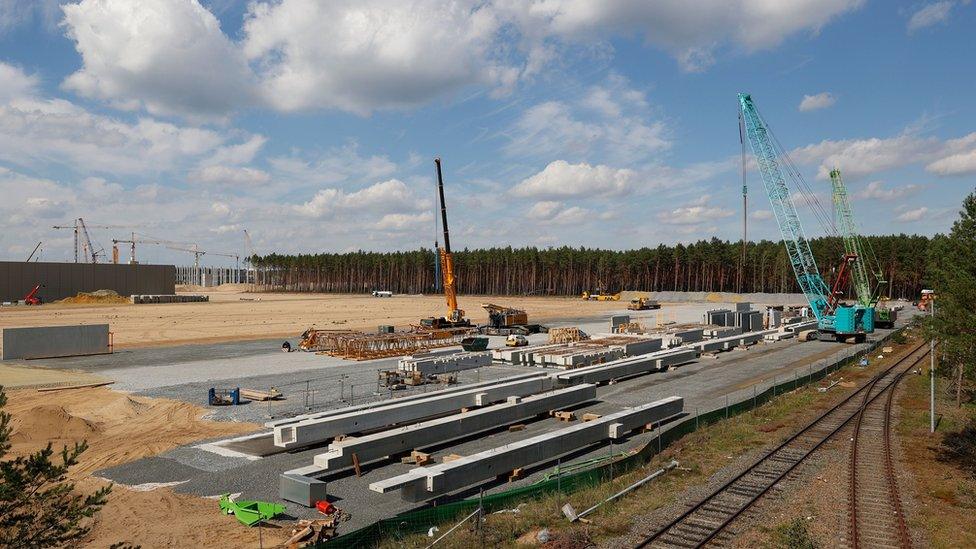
[
  {"xmin": 610, "ymin": 315, "xmax": 630, "ymax": 332},
  {"xmin": 2, "ymin": 324, "xmax": 111, "ymax": 360},
  {"xmin": 735, "ymin": 302, "xmax": 752, "ymax": 311},
  {"xmin": 608, "ymin": 337, "xmax": 663, "ymax": 357},
  {"xmin": 398, "ymin": 351, "xmax": 491, "ymax": 375},
  {"xmin": 783, "ymin": 320, "xmax": 818, "ymax": 334},
  {"xmin": 273, "ymin": 375, "xmax": 557, "ymax": 448},
  {"xmin": 703, "ymin": 327, "xmax": 742, "ymax": 339},
  {"xmin": 691, "ymin": 329, "xmax": 774, "ymax": 353},
  {"xmin": 268, "ymin": 372, "xmax": 546, "ymax": 429},
  {"xmin": 312, "ymin": 384, "xmax": 597, "ymax": 471},
  {"xmin": 554, "ymin": 348, "xmax": 699, "ymax": 385},
  {"xmin": 492, "ymin": 344, "xmax": 564, "ymax": 365},
  {"xmin": 671, "ymin": 328, "xmax": 703, "ymax": 344},
  {"xmin": 735, "ymin": 310, "xmax": 762, "ymax": 332},
  {"xmin": 764, "ymin": 331, "xmax": 796, "ymax": 341},
  {"xmin": 280, "ymin": 469, "xmax": 328, "ymax": 507},
  {"xmin": 369, "ymin": 396, "xmax": 684, "ymax": 502},
  {"xmin": 130, "ymin": 294, "xmax": 208, "ymax": 304},
  {"xmin": 541, "ymin": 347, "xmax": 620, "ymax": 368},
  {"xmin": 705, "ymin": 309, "xmax": 732, "ymax": 326}
]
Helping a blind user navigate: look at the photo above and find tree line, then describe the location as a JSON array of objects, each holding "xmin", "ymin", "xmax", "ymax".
[{"xmin": 249, "ymin": 234, "xmax": 931, "ymax": 299}]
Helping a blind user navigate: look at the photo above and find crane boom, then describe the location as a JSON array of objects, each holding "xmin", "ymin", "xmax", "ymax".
[
  {"xmin": 738, "ymin": 94, "xmax": 831, "ymax": 320},
  {"xmin": 829, "ymin": 168, "xmax": 884, "ymax": 306},
  {"xmin": 434, "ymin": 157, "xmax": 462, "ymax": 322},
  {"xmin": 738, "ymin": 93, "xmax": 872, "ymax": 341}
]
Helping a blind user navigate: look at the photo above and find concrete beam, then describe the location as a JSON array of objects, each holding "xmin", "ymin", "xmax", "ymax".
[
  {"xmin": 369, "ymin": 396, "xmax": 684, "ymax": 502},
  {"xmin": 554, "ymin": 348, "xmax": 699, "ymax": 385},
  {"xmin": 312, "ymin": 384, "xmax": 597, "ymax": 471},
  {"xmin": 273, "ymin": 375, "xmax": 556, "ymax": 448}
]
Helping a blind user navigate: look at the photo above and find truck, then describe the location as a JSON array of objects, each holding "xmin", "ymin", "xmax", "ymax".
[{"xmin": 627, "ymin": 297, "xmax": 660, "ymax": 310}]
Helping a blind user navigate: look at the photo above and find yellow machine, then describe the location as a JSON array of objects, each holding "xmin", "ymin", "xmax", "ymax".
[
  {"xmin": 582, "ymin": 291, "xmax": 620, "ymax": 301},
  {"xmin": 420, "ymin": 158, "xmax": 471, "ymax": 330},
  {"xmin": 627, "ymin": 297, "xmax": 660, "ymax": 310}
]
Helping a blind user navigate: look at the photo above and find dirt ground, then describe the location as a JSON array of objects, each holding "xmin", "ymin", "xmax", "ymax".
[
  {"xmin": 3, "ymin": 386, "xmax": 286, "ymax": 548},
  {"xmin": 0, "ymin": 289, "xmax": 625, "ymax": 350}
]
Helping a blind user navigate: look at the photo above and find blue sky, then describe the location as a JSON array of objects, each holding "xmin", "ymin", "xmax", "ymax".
[{"xmin": 0, "ymin": 0, "xmax": 974, "ymax": 266}]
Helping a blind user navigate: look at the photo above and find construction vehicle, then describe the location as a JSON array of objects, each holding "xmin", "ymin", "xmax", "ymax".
[
  {"xmin": 582, "ymin": 291, "xmax": 620, "ymax": 301},
  {"xmin": 739, "ymin": 93, "xmax": 872, "ymax": 342},
  {"xmin": 627, "ymin": 297, "xmax": 660, "ymax": 310},
  {"xmin": 23, "ymin": 284, "xmax": 42, "ymax": 305},
  {"xmin": 54, "ymin": 219, "xmax": 137, "ymax": 263},
  {"xmin": 505, "ymin": 334, "xmax": 528, "ymax": 347},
  {"xmin": 830, "ymin": 169, "xmax": 894, "ymax": 328},
  {"xmin": 478, "ymin": 303, "xmax": 544, "ymax": 335},
  {"xmin": 419, "ymin": 158, "xmax": 472, "ymax": 331}
]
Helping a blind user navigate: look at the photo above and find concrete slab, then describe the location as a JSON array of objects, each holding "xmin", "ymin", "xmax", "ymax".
[{"xmin": 398, "ymin": 351, "xmax": 491, "ymax": 375}]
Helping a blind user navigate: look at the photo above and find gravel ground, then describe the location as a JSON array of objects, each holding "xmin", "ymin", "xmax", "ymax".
[{"xmin": 87, "ymin": 307, "xmax": 915, "ymax": 534}]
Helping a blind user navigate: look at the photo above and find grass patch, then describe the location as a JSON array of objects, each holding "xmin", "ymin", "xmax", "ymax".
[
  {"xmin": 771, "ymin": 517, "xmax": 820, "ymax": 549},
  {"xmin": 897, "ymin": 360, "xmax": 976, "ymax": 548}
]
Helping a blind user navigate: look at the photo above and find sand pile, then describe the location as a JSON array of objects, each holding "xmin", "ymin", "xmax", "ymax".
[
  {"xmin": 58, "ymin": 289, "xmax": 130, "ymax": 305},
  {"xmin": 4, "ymin": 387, "xmax": 257, "ymax": 475}
]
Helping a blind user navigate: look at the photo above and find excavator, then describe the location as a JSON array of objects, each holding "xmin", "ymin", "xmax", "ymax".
[{"xmin": 419, "ymin": 158, "xmax": 472, "ymax": 331}]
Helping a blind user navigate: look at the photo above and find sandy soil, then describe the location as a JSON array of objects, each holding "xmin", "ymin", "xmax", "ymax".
[
  {"xmin": 3, "ymin": 386, "xmax": 281, "ymax": 548},
  {"xmin": 0, "ymin": 291, "xmax": 625, "ymax": 350}
]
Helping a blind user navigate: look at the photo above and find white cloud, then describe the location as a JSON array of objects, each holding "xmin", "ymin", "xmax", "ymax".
[
  {"xmin": 907, "ymin": 1, "xmax": 953, "ymax": 33},
  {"xmin": 202, "ymin": 135, "xmax": 268, "ymax": 167},
  {"xmin": 798, "ymin": 92, "xmax": 836, "ymax": 112},
  {"xmin": 374, "ymin": 212, "xmax": 433, "ymax": 230},
  {"xmin": 513, "ymin": 161, "xmax": 636, "ymax": 199},
  {"xmin": 211, "ymin": 202, "xmax": 231, "ymax": 216},
  {"xmin": 658, "ymin": 203, "xmax": 734, "ymax": 225},
  {"xmin": 269, "ymin": 144, "xmax": 397, "ymax": 186},
  {"xmin": 0, "ymin": 62, "xmax": 38, "ymax": 102},
  {"xmin": 526, "ymin": 200, "xmax": 589, "ymax": 225},
  {"xmin": 505, "ymin": 75, "xmax": 669, "ymax": 165},
  {"xmin": 896, "ymin": 207, "xmax": 929, "ymax": 222},
  {"xmin": 751, "ymin": 209, "xmax": 773, "ymax": 220},
  {"xmin": 926, "ymin": 133, "xmax": 976, "ymax": 175},
  {"xmin": 294, "ymin": 179, "xmax": 426, "ymax": 218},
  {"xmin": 512, "ymin": 0, "xmax": 865, "ymax": 73},
  {"xmin": 189, "ymin": 165, "xmax": 271, "ymax": 186},
  {"xmin": 528, "ymin": 201, "xmax": 563, "ymax": 218},
  {"xmin": 79, "ymin": 176, "xmax": 123, "ymax": 198},
  {"xmin": 790, "ymin": 133, "xmax": 937, "ymax": 180},
  {"xmin": 242, "ymin": 0, "xmax": 519, "ymax": 114},
  {"xmin": 855, "ymin": 181, "xmax": 921, "ymax": 201},
  {"xmin": 62, "ymin": 0, "xmax": 257, "ymax": 119}
]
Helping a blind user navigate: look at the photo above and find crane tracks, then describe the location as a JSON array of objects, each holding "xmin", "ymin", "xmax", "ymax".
[{"xmin": 634, "ymin": 342, "xmax": 928, "ymax": 549}]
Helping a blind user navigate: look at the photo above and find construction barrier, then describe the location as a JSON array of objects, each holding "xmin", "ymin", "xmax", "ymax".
[
  {"xmin": 1, "ymin": 324, "xmax": 112, "ymax": 360},
  {"xmin": 318, "ymin": 326, "xmax": 907, "ymax": 548}
]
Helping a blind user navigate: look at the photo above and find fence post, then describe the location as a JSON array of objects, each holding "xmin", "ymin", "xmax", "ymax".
[
  {"xmin": 695, "ymin": 407, "xmax": 699, "ymax": 430},
  {"xmin": 656, "ymin": 420, "xmax": 662, "ymax": 453},
  {"xmin": 725, "ymin": 394, "xmax": 729, "ymax": 419},
  {"xmin": 478, "ymin": 488, "xmax": 485, "ymax": 549},
  {"xmin": 773, "ymin": 375, "xmax": 777, "ymax": 396},
  {"xmin": 556, "ymin": 458, "xmax": 561, "ymax": 493},
  {"xmin": 267, "ymin": 387, "xmax": 273, "ymax": 419},
  {"xmin": 753, "ymin": 385, "xmax": 757, "ymax": 410},
  {"xmin": 305, "ymin": 380, "xmax": 310, "ymax": 410},
  {"xmin": 609, "ymin": 441, "xmax": 614, "ymax": 480}
]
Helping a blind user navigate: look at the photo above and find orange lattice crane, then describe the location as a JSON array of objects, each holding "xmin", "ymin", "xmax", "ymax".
[{"xmin": 420, "ymin": 158, "xmax": 471, "ymax": 330}]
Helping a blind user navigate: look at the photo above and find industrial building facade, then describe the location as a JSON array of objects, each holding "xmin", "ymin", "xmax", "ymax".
[{"xmin": 0, "ymin": 261, "xmax": 175, "ymax": 303}]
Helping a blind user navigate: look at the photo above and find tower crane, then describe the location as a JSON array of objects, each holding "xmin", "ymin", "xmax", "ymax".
[
  {"xmin": 420, "ymin": 158, "xmax": 471, "ymax": 330},
  {"xmin": 738, "ymin": 93, "xmax": 873, "ymax": 342},
  {"xmin": 53, "ymin": 219, "xmax": 138, "ymax": 263},
  {"xmin": 111, "ymin": 233, "xmax": 187, "ymax": 264}
]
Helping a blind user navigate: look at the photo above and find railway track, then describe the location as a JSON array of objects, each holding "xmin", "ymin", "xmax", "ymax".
[
  {"xmin": 635, "ymin": 342, "xmax": 929, "ymax": 549},
  {"xmin": 847, "ymin": 350, "xmax": 914, "ymax": 549}
]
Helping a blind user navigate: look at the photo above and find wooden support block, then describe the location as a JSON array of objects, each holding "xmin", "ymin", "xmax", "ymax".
[
  {"xmin": 581, "ymin": 413, "xmax": 601, "ymax": 422},
  {"xmin": 442, "ymin": 453, "xmax": 463, "ymax": 463},
  {"xmin": 553, "ymin": 411, "xmax": 575, "ymax": 422},
  {"xmin": 352, "ymin": 453, "xmax": 362, "ymax": 477},
  {"xmin": 508, "ymin": 467, "xmax": 524, "ymax": 482},
  {"xmin": 508, "ymin": 424, "xmax": 526, "ymax": 432},
  {"xmin": 411, "ymin": 450, "xmax": 431, "ymax": 466},
  {"xmin": 240, "ymin": 388, "xmax": 283, "ymax": 401}
]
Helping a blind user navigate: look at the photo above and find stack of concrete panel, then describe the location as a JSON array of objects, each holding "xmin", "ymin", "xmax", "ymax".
[
  {"xmin": 735, "ymin": 302, "xmax": 752, "ymax": 312},
  {"xmin": 492, "ymin": 344, "xmax": 562, "ymax": 365},
  {"xmin": 767, "ymin": 309, "xmax": 783, "ymax": 328},
  {"xmin": 272, "ymin": 375, "xmax": 555, "ymax": 448},
  {"xmin": 608, "ymin": 337, "xmax": 662, "ymax": 356},
  {"xmin": 131, "ymin": 294, "xmax": 208, "ymax": 304},
  {"xmin": 542, "ymin": 347, "xmax": 620, "ymax": 368},
  {"xmin": 398, "ymin": 351, "xmax": 491, "ymax": 375},
  {"xmin": 735, "ymin": 310, "xmax": 762, "ymax": 332},
  {"xmin": 764, "ymin": 330, "xmax": 795, "ymax": 341},
  {"xmin": 312, "ymin": 385, "xmax": 597, "ymax": 471},
  {"xmin": 369, "ymin": 396, "xmax": 684, "ymax": 502},
  {"xmin": 704, "ymin": 309, "xmax": 731, "ymax": 326},
  {"xmin": 783, "ymin": 319, "xmax": 818, "ymax": 334},
  {"xmin": 692, "ymin": 329, "xmax": 774, "ymax": 353}
]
